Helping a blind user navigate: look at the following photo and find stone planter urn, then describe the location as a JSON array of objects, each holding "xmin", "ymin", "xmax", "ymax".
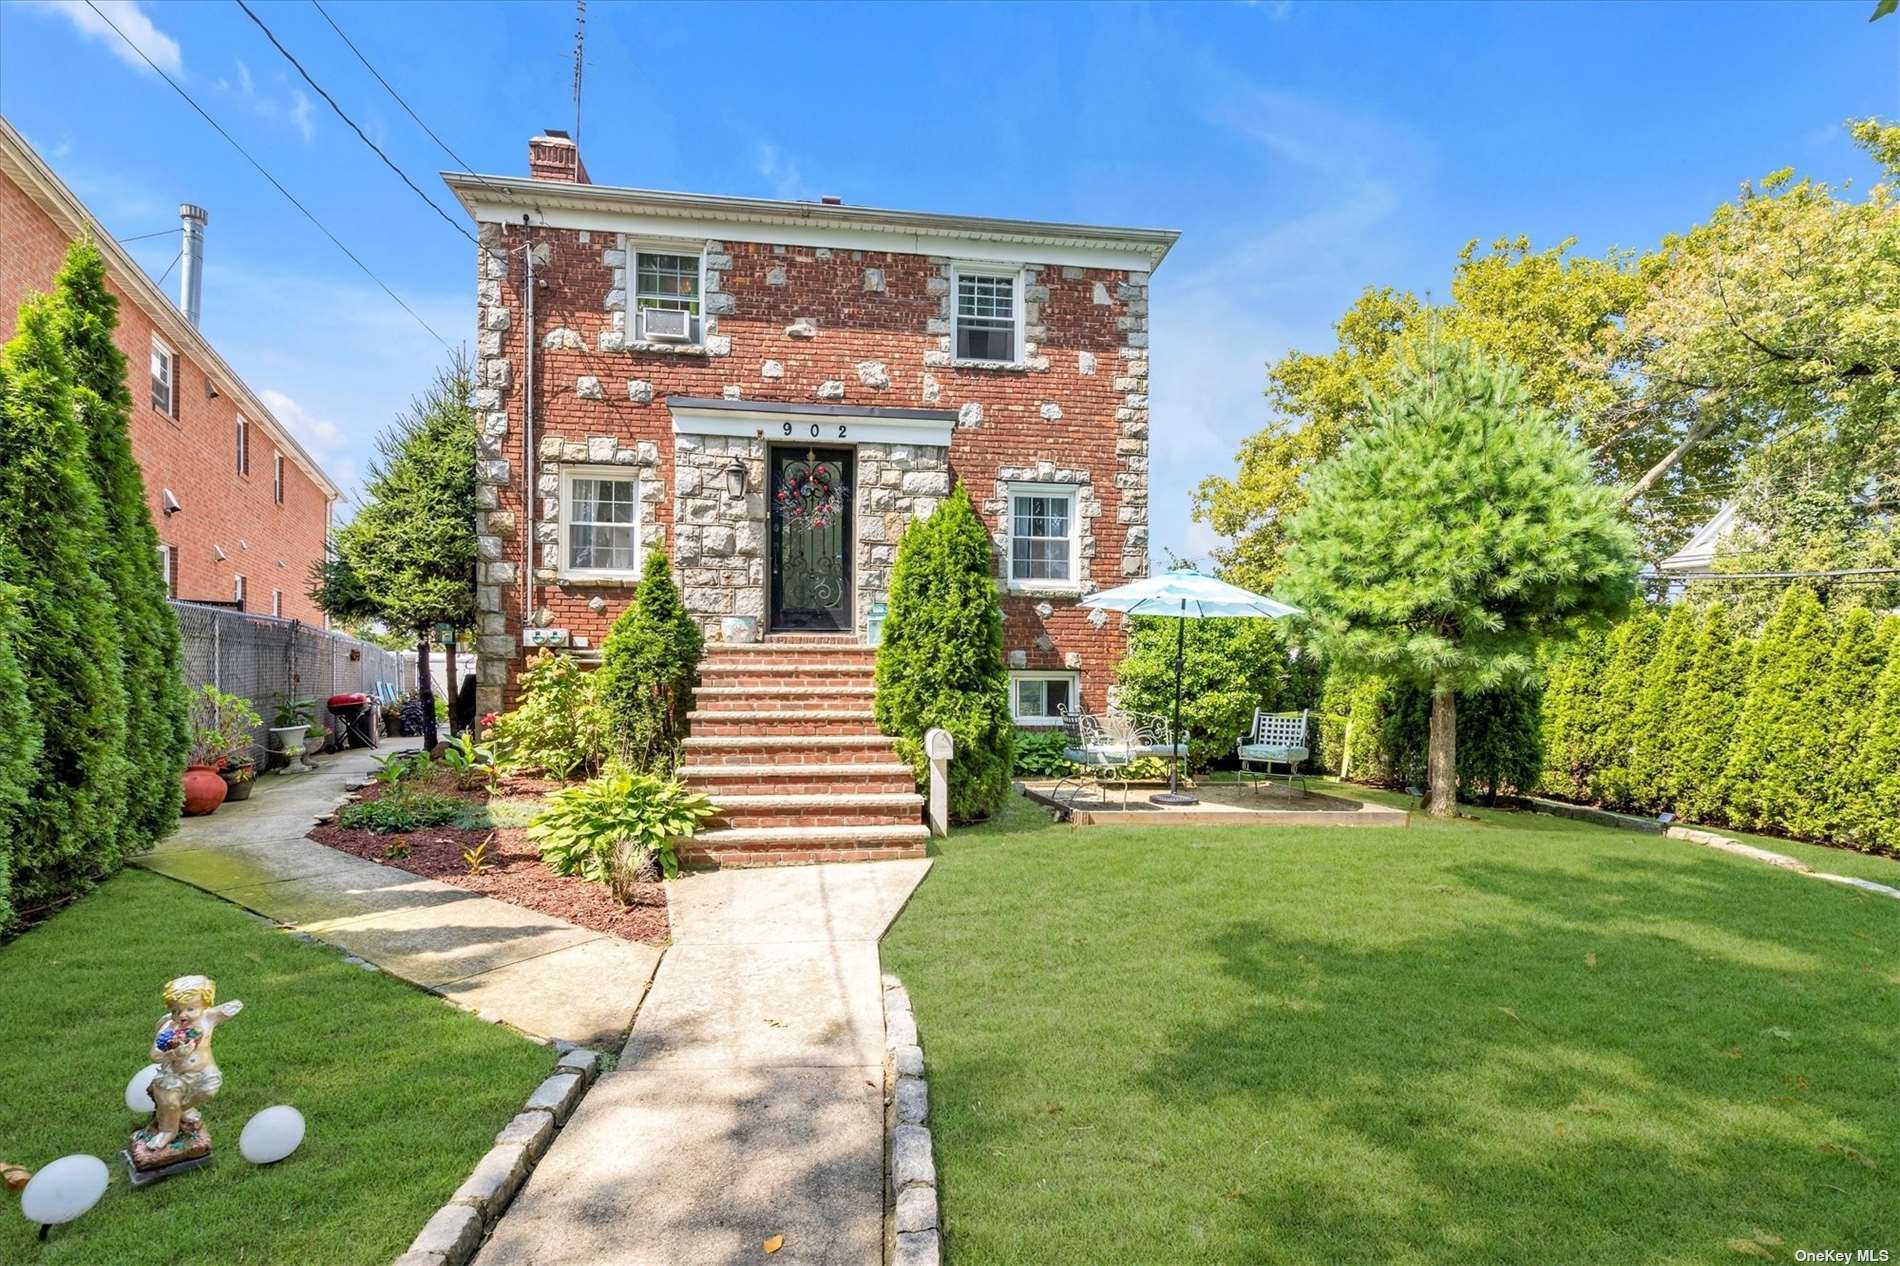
[
  {"xmin": 269, "ymin": 725, "xmax": 310, "ymax": 773},
  {"xmin": 181, "ymin": 765, "xmax": 228, "ymax": 816}
]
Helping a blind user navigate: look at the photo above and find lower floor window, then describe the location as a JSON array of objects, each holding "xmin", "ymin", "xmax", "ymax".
[
  {"xmin": 1010, "ymin": 671, "xmax": 1077, "ymax": 724},
  {"xmin": 561, "ymin": 469, "xmax": 641, "ymax": 577}
]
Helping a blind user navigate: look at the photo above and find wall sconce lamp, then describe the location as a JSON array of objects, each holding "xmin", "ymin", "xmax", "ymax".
[{"xmin": 723, "ymin": 460, "xmax": 748, "ymax": 499}]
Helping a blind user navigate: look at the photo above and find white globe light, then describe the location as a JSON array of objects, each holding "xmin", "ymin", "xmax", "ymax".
[
  {"xmin": 238, "ymin": 1105, "xmax": 305, "ymax": 1165},
  {"xmin": 125, "ymin": 1064, "xmax": 160, "ymax": 1113},
  {"xmin": 20, "ymin": 1154, "xmax": 108, "ymax": 1227}
]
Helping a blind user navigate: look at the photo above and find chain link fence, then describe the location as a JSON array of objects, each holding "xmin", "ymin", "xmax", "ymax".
[{"xmin": 171, "ymin": 601, "xmax": 417, "ymax": 760}]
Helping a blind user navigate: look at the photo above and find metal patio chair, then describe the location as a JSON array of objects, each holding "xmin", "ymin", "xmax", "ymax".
[
  {"xmin": 1237, "ymin": 709, "xmax": 1311, "ymax": 793},
  {"xmin": 1052, "ymin": 706, "xmax": 1141, "ymax": 810}
]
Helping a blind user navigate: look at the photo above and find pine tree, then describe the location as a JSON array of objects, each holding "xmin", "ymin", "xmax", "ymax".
[
  {"xmin": 0, "ymin": 297, "xmax": 129, "ymax": 921},
  {"xmin": 1279, "ymin": 337, "xmax": 1638, "ymax": 816},
  {"xmin": 1670, "ymin": 603, "xmax": 1746, "ymax": 825},
  {"xmin": 1838, "ymin": 630, "xmax": 1900, "ymax": 851},
  {"xmin": 1381, "ymin": 682, "xmax": 1543, "ymax": 803},
  {"xmin": 1585, "ymin": 606, "xmax": 1660, "ymax": 810},
  {"xmin": 1723, "ymin": 586, "xmax": 1835, "ymax": 834},
  {"xmin": 54, "ymin": 241, "xmax": 189, "ymax": 847},
  {"xmin": 873, "ymin": 485, "xmax": 1013, "ymax": 822},
  {"xmin": 596, "ymin": 549, "xmax": 702, "ymax": 773},
  {"xmin": 1536, "ymin": 626, "xmax": 1608, "ymax": 801},
  {"xmin": 1627, "ymin": 602, "xmax": 1697, "ymax": 812},
  {"xmin": 1818, "ymin": 609, "xmax": 1896, "ymax": 841}
]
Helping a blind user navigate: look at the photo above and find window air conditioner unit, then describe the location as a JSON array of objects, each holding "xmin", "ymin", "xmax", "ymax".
[{"xmin": 640, "ymin": 308, "xmax": 693, "ymax": 342}]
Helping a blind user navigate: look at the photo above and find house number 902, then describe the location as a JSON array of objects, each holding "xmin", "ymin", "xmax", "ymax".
[{"xmin": 781, "ymin": 422, "xmax": 848, "ymax": 439}]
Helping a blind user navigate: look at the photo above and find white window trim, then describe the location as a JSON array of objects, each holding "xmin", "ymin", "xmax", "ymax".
[
  {"xmin": 949, "ymin": 262, "xmax": 1025, "ymax": 367},
  {"xmin": 557, "ymin": 465, "xmax": 644, "ymax": 581},
  {"xmin": 271, "ymin": 589, "xmax": 283, "ymax": 618},
  {"xmin": 1010, "ymin": 671, "xmax": 1079, "ymax": 725},
  {"xmin": 629, "ymin": 240, "xmax": 708, "ymax": 345},
  {"xmin": 1004, "ymin": 481, "xmax": 1082, "ymax": 595},
  {"xmin": 273, "ymin": 453, "xmax": 285, "ymax": 504},
  {"xmin": 233, "ymin": 574, "xmax": 247, "ymax": 606},
  {"xmin": 150, "ymin": 337, "xmax": 176, "ymax": 416}
]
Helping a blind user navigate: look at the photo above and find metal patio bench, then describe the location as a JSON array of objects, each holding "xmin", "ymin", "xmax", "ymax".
[
  {"xmin": 1237, "ymin": 709, "xmax": 1311, "ymax": 793},
  {"xmin": 1050, "ymin": 706, "xmax": 1186, "ymax": 810}
]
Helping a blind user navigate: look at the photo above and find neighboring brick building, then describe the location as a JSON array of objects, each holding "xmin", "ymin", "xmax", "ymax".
[
  {"xmin": 0, "ymin": 117, "xmax": 337, "ymax": 623},
  {"xmin": 450, "ymin": 131, "xmax": 1175, "ymax": 729}
]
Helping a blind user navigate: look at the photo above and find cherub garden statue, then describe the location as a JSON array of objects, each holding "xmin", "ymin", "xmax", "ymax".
[{"xmin": 124, "ymin": 975, "xmax": 243, "ymax": 1184}]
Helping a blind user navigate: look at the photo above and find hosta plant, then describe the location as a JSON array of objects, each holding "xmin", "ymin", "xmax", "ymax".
[{"xmin": 528, "ymin": 767, "xmax": 714, "ymax": 886}]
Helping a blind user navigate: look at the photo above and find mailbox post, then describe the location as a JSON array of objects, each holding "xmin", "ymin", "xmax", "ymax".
[{"xmin": 923, "ymin": 727, "xmax": 954, "ymax": 837}]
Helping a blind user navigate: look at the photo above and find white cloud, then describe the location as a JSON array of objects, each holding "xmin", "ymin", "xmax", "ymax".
[
  {"xmin": 753, "ymin": 142, "xmax": 806, "ymax": 200},
  {"xmin": 213, "ymin": 58, "xmax": 318, "ymax": 144},
  {"xmin": 32, "ymin": 0, "xmax": 181, "ymax": 77},
  {"xmin": 289, "ymin": 91, "xmax": 316, "ymax": 143},
  {"xmin": 257, "ymin": 388, "xmax": 344, "ymax": 451}
]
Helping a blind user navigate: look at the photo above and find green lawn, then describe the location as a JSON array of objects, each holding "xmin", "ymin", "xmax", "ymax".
[
  {"xmin": 0, "ymin": 869, "xmax": 553, "ymax": 1265},
  {"xmin": 883, "ymin": 792, "xmax": 1899, "ymax": 1265}
]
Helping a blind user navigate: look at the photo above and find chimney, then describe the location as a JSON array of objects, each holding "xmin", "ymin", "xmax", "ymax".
[
  {"xmin": 178, "ymin": 203, "xmax": 208, "ymax": 326},
  {"xmin": 528, "ymin": 129, "xmax": 589, "ymax": 184}
]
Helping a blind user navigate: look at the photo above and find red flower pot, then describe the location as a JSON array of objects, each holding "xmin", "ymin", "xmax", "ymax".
[{"xmin": 182, "ymin": 764, "xmax": 229, "ymax": 816}]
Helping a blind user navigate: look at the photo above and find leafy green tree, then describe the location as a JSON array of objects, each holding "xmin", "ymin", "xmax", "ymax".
[
  {"xmin": 873, "ymin": 485, "xmax": 1012, "ymax": 822},
  {"xmin": 1588, "ymin": 606, "xmax": 1662, "ymax": 809},
  {"xmin": 0, "ymin": 297, "xmax": 129, "ymax": 921},
  {"xmin": 0, "ymin": 585, "xmax": 42, "ymax": 930},
  {"xmin": 54, "ymin": 241, "xmax": 189, "ymax": 847},
  {"xmin": 1280, "ymin": 338, "xmax": 1638, "ymax": 816},
  {"xmin": 1722, "ymin": 587, "xmax": 1836, "ymax": 833},
  {"xmin": 1114, "ymin": 615, "xmax": 1288, "ymax": 771},
  {"xmin": 595, "ymin": 550, "xmax": 702, "ymax": 773},
  {"xmin": 1669, "ymin": 603, "xmax": 1747, "ymax": 825},
  {"xmin": 1314, "ymin": 669, "xmax": 1392, "ymax": 781},
  {"xmin": 324, "ymin": 360, "xmax": 477, "ymax": 747},
  {"xmin": 1626, "ymin": 603, "xmax": 1697, "ymax": 811}
]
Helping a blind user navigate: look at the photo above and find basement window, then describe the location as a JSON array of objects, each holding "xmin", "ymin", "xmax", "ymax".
[
  {"xmin": 953, "ymin": 266, "xmax": 1022, "ymax": 364},
  {"xmin": 559, "ymin": 467, "xmax": 642, "ymax": 579},
  {"xmin": 633, "ymin": 251, "xmax": 702, "ymax": 343},
  {"xmin": 1010, "ymin": 672, "xmax": 1077, "ymax": 725},
  {"xmin": 151, "ymin": 339, "xmax": 176, "ymax": 415}
]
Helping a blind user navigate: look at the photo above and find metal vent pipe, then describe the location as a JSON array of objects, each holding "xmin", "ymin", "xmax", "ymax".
[{"xmin": 179, "ymin": 203, "xmax": 208, "ymax": 326}]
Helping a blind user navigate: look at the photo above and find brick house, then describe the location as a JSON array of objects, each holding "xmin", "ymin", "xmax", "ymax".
[
  {"xmin": 449, "ymin": 132, "xmax": 1173, "ymax": 861},
  {"xmin": 0, "ymin": 116, "xmax": 338, "ymax": 622}
]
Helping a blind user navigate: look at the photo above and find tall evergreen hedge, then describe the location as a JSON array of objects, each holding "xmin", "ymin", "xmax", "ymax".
[
  {"xmin": 0, "ymin": 296, "xmax": 130, "ymax": 923},
  {"xmin": 1535, "ymin": 595, "xmax": 1900, "ymax": 853},
  {"xmin": 873, "ymin": 485, "xmax": 1012, "ymax": 822},
  {"xmin": 1380, "ymin": 682, "xmax": 1544, "ymax": 804},
  {"xmin": 0, "ymin": 580, "xmax": 42, "ymax": 929},
  {"xmin": 596, "ymin": 549, "xmax": 702, "ymax": 773},
  {"xmin": 55, "ymin": 242, "xmax": 189, "ymax": 845}
]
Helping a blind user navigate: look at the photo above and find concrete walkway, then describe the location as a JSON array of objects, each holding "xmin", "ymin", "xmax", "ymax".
[
  {"xmin": 136, "ymin": 743, "xmax": 662, "ymax": 1047},
  {"xmin": 477, "ymin": 858, "xmax": 932, "ymax": 1266}
]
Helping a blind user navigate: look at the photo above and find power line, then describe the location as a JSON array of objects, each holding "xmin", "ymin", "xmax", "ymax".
[
  {"xmin": 80, "ymin": 0, "xmax": 453, "ymax": 353},
  {"xmin": 117, "ymin": 228, "xmax": 179, "ymax": 243},
  {"xmin": 234, "ymin": 0, "xmax": 476, "ymax": 246},
  {"xmin": 307, "ymin": 0, "xmax": 506, "ymax": 199}
]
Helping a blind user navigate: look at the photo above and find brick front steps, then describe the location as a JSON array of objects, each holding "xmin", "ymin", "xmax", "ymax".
[{"xmin": 681, "ymin": 639, "xmax": 925, "ymax": 864}]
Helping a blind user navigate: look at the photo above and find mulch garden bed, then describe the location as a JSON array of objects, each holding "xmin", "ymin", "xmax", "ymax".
[{"xmin": 307, "ymin": 780, "xmax": 669, "ymax": 945}]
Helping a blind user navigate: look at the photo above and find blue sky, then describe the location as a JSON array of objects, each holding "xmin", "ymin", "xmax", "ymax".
[{"xmin": 3, "ymin": 0, "xmax": 1894, "ymax": 563}]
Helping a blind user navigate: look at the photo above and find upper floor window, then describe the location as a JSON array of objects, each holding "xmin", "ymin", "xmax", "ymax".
[
  {"xmin": 150, "ymin": 339, "xmax": 176, "ymax": 415},
  {"xmin": 1008, "ymin": 483, "xmax": 1078, "ymax": 588},
  {"xmin": 273, "ymin": 454, "xmax": 285, "ymax": 505},
  {"xmin": 560, "ymin": 468, "xmax": 641, "ymax": 579},
  {"xmin": 953, "ymin": 267, "xmax": 1021, "ymax": 364},
  {"xmin": 235, "ymin": 418, "xmax": 250, "ymax": 476},
  {"xmin": 634, "ymin": 251, "xmax": 701, "ymax": 343},
  {"xmin": 271, "ymin": 589, "xmax": 283, "ymax": 618},
  {"xmin": 233, "ymin": 574, "xmax": 247, "ymax": 608}
]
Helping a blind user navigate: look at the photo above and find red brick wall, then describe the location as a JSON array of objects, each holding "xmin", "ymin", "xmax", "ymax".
[
  {"xmin": 476, "ymin": 221, "xmax": 1150, "ymax": 713},
  {"xmin": 0, "ymin": 173, "xmax": 331, "ymax": 622}
]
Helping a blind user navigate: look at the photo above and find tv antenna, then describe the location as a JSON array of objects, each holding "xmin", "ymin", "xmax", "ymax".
[{"xmin": 571, "ymin": 1, "xmax": 587, "ymax": 148}]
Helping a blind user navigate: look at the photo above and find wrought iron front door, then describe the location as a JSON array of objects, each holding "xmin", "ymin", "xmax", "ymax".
[{"xmin": 769, "ymin": 446, "xmax": 854, "ymax": 632}]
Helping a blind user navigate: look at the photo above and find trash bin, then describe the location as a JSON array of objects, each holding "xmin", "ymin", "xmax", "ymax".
[{"xmin": 326, "ymin": 693, "xmax": 381, "ymax": 749}]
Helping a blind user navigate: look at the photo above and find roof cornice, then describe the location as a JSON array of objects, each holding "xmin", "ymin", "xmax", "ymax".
[
  {"xmin": 0, "ymin": 115, "xmax": 340, "ymax": 500},
  {"xmin": 444, "ymin": 173, "xmax": 1179, "ymax": 271}
]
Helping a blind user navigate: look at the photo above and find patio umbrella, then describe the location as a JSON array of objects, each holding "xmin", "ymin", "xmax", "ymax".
[{"xmin": 1079, "ymin": 566, "xmax": 1301, "ymax": 806}]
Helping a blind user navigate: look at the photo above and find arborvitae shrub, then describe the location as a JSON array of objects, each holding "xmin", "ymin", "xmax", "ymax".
[
  {"xmin": 1824, "ymin": 613, "xmax": 1899, "ymax": 843},
  {"xmin": 1381, "ymin": 682, "xmax": 1544, "ymax": 803},
  {"xmin": 1586, "ymin": 607, "xmax": 1659, "ymax": 808},
  {"xmin": 55, "ymin": 241, "xmax": 189, "ymax": 849},
  {"xmin": 1838, "ymin": 631, "xmax": 1900, "ymax": 851},
  {"xmin": 1627, "ymin": 602, "xmax": 1697, "ymax": 812},
  {"xmin": 0, "ymin": 583, "xmax": 42, "ymax": 931},
  {"xmin": 1724, "ymin": 587, "xmax": 1835, "ymax": 833},
  {"xmin": 0, "ymin": 298, "xmax": 129, "ymax": 923},
  {"xmin": 595, "ymin": 550, "xmax": 702, "ymax": 773},
  {"xmin": 1115, "ymin": 615, "xmax": 1288, "ymax": 771},
  {"xmin": 873, "ymin": 485, "xmax": 1012, "ymax": 822},
  {"xmin": 1670, "ymin": 603, "xmax": 1746, "ymax": 826},
  {"xmin": 1537, "ymin": 623, "xmax": 1608, "ymax": 801}
]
